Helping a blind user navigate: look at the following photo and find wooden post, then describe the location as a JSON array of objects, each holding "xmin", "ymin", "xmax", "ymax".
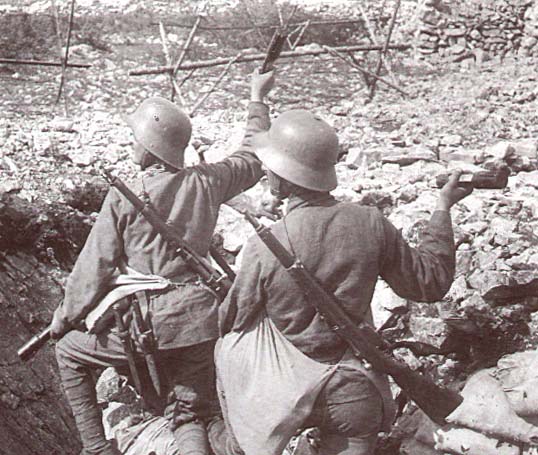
[
  {"xmin": 55, "ymin": 0, "xmax": 76, "ymax": 106},
  {"xmin": 276, "ymin": 3, "xmax": 298, "ymax": 49},
  {"xmin": 368, "ymin": 0, "xmax": 401, "ymax": 101},
  {"xmin": 51, "ymin": 0, "xmax": 68, "ymax": 117},
  {"xmin": 129, "ymin": 43, "xmax": 411, "ymax": 76},
  {"xmin": 322, "ymin": 45, "xmax": 408, "ymax": 97},
  {"xmin": 51, "ymin": 0, "xmax": 67, "ymax": 115},
  {"xmin": 356, "ymin": 2, "xmax": 396, "ymax": 84},
  {"xmin": 0, "ymin": 59, "xmax": 90, "ymax": 68},
  {"xmin": 159, "ymin": 22, "xmax": 186, "ymax": 105},
  {"xmin": 171, "ymin": 15, "xmax": 203, "ymax": 101},
  {"xmin": 190, "ymin": 53, "xmax": 242, "ymax": 115},
  {"xmin": 291, "ymin": 20, "xmax": 310, "ymax": 50}
]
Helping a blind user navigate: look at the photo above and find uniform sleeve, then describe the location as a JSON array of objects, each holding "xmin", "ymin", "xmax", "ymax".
[
  {"xmin": 219, "ymin": 236, "xmax": 266, "ymax": 335},
  {"xmin": 56, "ymin": 189, "xmax": 125, "ymax": 324},
  {"xmin": 379, "ymin": 210, "xmax": 456, "ymax": 302},
  {"xmin": 200, "ymin": 102, "xmax": 270, "ymax": 204}
]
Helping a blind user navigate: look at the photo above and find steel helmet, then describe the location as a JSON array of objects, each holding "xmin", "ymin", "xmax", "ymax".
[
  {"xmin": 254, "ymin": 110, "xmax": 339, "ymax": 191},
  {"xmin": 123, "ymin": 97, "xmax": 192, "ymax": 169}
]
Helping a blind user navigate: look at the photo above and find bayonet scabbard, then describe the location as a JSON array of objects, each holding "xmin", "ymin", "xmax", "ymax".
[{"xmin": 113, "ymin": 304, "xmax": 144, "ymax": 399}]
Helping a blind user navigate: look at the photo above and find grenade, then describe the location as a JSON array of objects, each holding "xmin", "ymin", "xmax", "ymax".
[{"xmin": 435, "ymin": 165, "xmax": 510, "ymax": 189}]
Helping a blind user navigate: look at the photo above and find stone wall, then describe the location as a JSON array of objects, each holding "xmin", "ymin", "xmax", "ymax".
[{"xmin": 415, "ymin": 0, "xmax": 533, "ymax": 58}]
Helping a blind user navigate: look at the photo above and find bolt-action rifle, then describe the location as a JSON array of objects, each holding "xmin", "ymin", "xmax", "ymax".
[
  {"xmin": 103, "ymin": 169, "xmax": 234, "ymax": 299},
  {"xmin": 19, "ymin": 33, "xmax": 286, "ymax": 362},
  {"xmin": 242, "ymin": 212, "xmax": 463, "ymax": 425},
  {"xmin": 18, "ymin": 171, "xmax": 235, "ymax": 362}
]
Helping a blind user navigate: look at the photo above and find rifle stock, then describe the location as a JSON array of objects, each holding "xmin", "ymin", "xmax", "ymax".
[
  {"xmin": 18, "ymin": 326, "xmax": 51, "ymax": 361},
  {"xmin": 19, "ymin": 170, "xmax": 236, "ymax": 361},
  {"xmin": 244, "ymin": 212, "xmax": 463, "ymax": 425}
]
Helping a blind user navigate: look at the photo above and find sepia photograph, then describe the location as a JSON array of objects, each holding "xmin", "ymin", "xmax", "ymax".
[{"xmin": 2, "ymin": 0, "xmax": 538, "ymax": 454}]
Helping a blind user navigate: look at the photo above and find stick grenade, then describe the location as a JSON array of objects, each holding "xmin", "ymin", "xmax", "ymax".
[
  {"xmin": 435, "ymin": 166, "xmax": 510, "ymax": 189},
  {"xmin": 260, "ymin": 30, "xmax": 287, "ymax": 74}
]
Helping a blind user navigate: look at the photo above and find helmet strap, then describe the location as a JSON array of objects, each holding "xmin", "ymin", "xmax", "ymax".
[
  {"xmin": 266, "ymin": 170, "xmax": 290, "ymax": 199},
  {"xmin": 139, "ymin": 150, "xmax": 158, "ymax": 170}
]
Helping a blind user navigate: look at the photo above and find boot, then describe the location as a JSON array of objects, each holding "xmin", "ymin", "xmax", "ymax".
[
  {"xmin": 292, "ymin": 430, "xmax": 320, "ymax": 455},
  {"xmin": 207, "ymin": 416, "xmax": 244, "ymax": 455},
  {"xmin": 173, "ymin": 421, "xmax": 210, "ymax": 455}
]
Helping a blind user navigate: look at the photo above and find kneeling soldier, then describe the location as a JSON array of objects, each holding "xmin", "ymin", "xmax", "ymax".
[{"xmin": 50, "ymin": 69, "xmax": 275, "ymax": 455}]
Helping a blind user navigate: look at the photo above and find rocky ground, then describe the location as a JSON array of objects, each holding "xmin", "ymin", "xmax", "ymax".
[{"xmin": 1, "ymin": 0, "xmax": 538, "ymax": 454}]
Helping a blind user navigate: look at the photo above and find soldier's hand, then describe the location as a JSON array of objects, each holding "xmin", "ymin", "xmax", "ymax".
[
  {"xmin": 50, "ymin": 309, "xmax": 72, "ymax": 340},
  {"xmin": 251, "ymin": 68, "xmax": 275, "ymax": 102},
  {"xmin": 436, "ymin": 169, "xmax": 473, "ymax": 211}
]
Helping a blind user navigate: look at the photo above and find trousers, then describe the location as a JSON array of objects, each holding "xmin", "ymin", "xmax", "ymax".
[
  {"xmin": 302, "ymin": 365, "xmax": 383, "ymax": 455},
  {"xmin": 55, "ymin": 328, "xmax": 218, "ymax": 455}
]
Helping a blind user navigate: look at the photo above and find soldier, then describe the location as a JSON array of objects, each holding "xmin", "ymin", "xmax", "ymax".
[
  {"xmin": 218, "ymin": 110, "xmax": 473, "ymax": 455},
  {"xmin": 50, "ymin": 69, "xmax": 275, "ymax": 455}
]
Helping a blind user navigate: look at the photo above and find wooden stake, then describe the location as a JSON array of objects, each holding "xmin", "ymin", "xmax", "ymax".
[
  {"xmin": 178, "ymin": 69, "xmax": 196, "ymax": 88},
  {"xmin": 0, "ymin": 59, "xmax": 90, "ymax": 69},
  {"xmin": 346, "ymin": 52, "xmax": 371, "ymax": 87},
  {"xmin": 155, "ymin": 18, "xmax": 362, "ymax": 32},
  {"xmin": 51, "ymin": 0, "xmax": 69, "ymax": 115},
  {"xmin": 159, "ymin": 22, "xmax": 186, "ymax": 105},
  {"xmin": 172, "ymin": 15, "xmax": 202, "ymax": 78},
  {"xmin": 368, "ymin": 0, "xmax": 401, "ymax": 101},
  {"xmin": 322, "ymin": 45, "xmax": 408, "ymax": 97},
  {"xmin": 291, "ymin": 20, "xmax": 310, "ymax": 50},
  {"xmin": 356, "ymin": 2, "xmax": 396, "ymax": 83},
  {"xmin": 55, "ymin": 0, "xmax": 76, "ymax": 106},
  {"xmin": 276, "ymin": 3, "xmax": 298, "ymax": 49},
  {"xmin": 189, "ymin": 53, "xmax": 242, "ymax": 115},
  {"xmin": 51, "ymin": 0, "xmax": 68, "ymax": 115},
  {"xmin": 130, "ymin": 43, "xmax": 411, "ymax": 76}
]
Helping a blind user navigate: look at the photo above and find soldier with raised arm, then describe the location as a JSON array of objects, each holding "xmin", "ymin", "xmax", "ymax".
[
  {"xmin": 49, "ymin": 69, "xmax": 275, "ymax": 455},
  {"xmin": 218, "ymin": 110, "xmax": 473, "ymax": 455}
]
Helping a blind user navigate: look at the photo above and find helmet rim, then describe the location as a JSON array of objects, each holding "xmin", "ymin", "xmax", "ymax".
[
  {"xmin": 123, "ymin": 97, "xmax": 191, "ymax": 170},
  {"xmin": 254, "ymin": 130, "xmax": 338, "ymax": 191}
]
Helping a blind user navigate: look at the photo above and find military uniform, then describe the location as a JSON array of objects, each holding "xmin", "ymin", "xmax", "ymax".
[
  {"xmin": 54, "ymin": 101, "xmax": 270, "ymax": 455},
  {"xmin": 219, "ymin": 193, "xmax": 456, "ymax": 455}
]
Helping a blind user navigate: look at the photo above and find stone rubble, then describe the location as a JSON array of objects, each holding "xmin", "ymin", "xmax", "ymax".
[
  {"xmin": 1, "ymin": 1, "xmax": 538, "ymax": 453},
  {"xmin": 415, "ymin": 0, "xmax": 533, "ymax": 59},
  {"xmin": 401, "ymin": 351, "xmax": 538, "ymax": 454}
]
